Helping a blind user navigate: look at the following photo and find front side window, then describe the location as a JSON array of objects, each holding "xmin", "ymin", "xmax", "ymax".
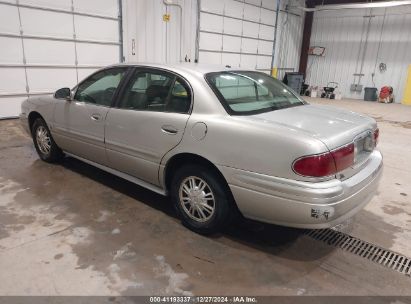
[
  {"xmin": 120, "ymin": 70, "xmax": 191, "ymax": 113},
  {"xmin": 206, "ymin": 71, "xmax": 305, "ymax": 115},
  {"xmin": 74, "ymin": 68, "xmax": 126, "ymax": 106}
]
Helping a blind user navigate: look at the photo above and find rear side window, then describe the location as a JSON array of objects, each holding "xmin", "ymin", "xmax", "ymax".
[
  {"xmin": 206, "ymin": 71, "xmax": 305, "ymax": 115},
  {"xmin": 120, "ymin": 70, "xmax": 191, "ymax": 114}
]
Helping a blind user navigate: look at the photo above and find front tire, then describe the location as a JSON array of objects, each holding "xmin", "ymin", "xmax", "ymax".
[
  {"xmin": 170, "ymin": 164, "xmax": 234, "ymax": 235},
  {"xmin": 31, "ymin": 118, "xmax": 63, "ymax": 163}
]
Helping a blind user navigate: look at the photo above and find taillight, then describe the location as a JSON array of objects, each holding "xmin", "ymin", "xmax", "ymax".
[
  {"xmin": 331, "ymin": 143, "xmax": 354, "ymax": 172},
  {"xmin": 374, "ymin": 128, "xmax": 379, "ymax": 146},
  {"xmin": 293, "ymin": 153, "xmax": 336, "ymax": 177},
  {"xmin": 293, "ymin": 143, "xmax": 355, "ymax": 177}
]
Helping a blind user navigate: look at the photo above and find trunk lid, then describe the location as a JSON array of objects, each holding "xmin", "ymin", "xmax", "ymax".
[
  {"xmin": 250, "ymin": 104, "xmax": 376, "ymax": 150},
  {"xmin": 244, "ymin": 104, "xmax": 378, "ymax": 179}
]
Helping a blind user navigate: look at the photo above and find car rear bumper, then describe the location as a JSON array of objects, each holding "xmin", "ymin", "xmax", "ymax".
[{"xmin": 218, "ymin": 150, "xmax": 383, "ymax": 229}]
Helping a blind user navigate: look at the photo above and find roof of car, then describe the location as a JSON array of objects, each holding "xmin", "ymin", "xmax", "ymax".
[{"xmin": 111, "ymin": 62, "xmax": 256, "ymax": 76}]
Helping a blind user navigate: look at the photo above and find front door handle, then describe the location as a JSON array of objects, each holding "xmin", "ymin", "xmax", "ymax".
[
  {"xmin": 161, "ymin": 125, "xmax": 178, "ymax": 135},
  {"xmin": 90, "ymin": 114, "xmax": 101, "ymax": 121}
]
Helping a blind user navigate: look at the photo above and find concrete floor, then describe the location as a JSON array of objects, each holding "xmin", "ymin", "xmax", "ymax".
[{"xmin": 0, "ymin": 98, "xmax": 410, "ymax": 296}]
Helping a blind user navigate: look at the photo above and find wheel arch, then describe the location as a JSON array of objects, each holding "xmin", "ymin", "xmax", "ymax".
[
  {"xmin": 164, "ymin": 153, "xmax": 242, "ymax": 233},
  {"xmin": 163, "ymin": 153, "xmax": 232, "ymax": 197},
  {"xmin": 28, "ymin": 111, "xmax": 46, "ymax": 132}
]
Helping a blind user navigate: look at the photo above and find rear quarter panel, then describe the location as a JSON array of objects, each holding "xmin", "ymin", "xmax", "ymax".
[{"xmin": 161, "ymin": 112, "xmax": 331, "ymax": 183}]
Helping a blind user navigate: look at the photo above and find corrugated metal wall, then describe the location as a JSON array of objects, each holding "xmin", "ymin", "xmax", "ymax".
[
  {"xmin": 122, "ymin": 0, "xmax": 198, "ymax": 63},
  {"xmin": 307, "ymin": 5, "xmax": 411, "ymax": 102},
  {"xmin": 275, "ymin": 1, "xmax": 304, "ymax": 79},
  {"xmin": 123, "ymin": 0, "xmax": 304, "ymax": 77}
]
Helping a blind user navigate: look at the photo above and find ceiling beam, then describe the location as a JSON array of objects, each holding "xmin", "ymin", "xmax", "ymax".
[{"xmin": 310, "ymin": 0, "xmax": 385, "ymax": 6}]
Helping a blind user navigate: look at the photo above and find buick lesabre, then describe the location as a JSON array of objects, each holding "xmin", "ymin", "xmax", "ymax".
[{"xmin": 20, "ymin": 63, "xmax": 383, "ymax": 234}]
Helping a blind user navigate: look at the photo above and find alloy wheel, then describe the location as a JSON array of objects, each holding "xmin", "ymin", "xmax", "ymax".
[
  {"xmin": 179, "ymin": 176, "xmax": 216, "ymax": 222},
  {"xmin": 36, "ymin": 126, "xmax": 51, "ymax": 155}
]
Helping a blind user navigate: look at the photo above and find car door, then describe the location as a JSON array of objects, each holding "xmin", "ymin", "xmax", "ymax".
[
  {"xmin": 105, "ymin": 68, "xmax": 192, "ymax": 186},
  {"xmin": 52, "ymin": 67, "xmax": 128, "ymax": 165}
]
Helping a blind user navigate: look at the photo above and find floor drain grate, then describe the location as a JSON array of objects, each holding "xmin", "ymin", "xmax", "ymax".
[{"xmin": 306, "ymin": 228, "xmax": 411, "ymax": 277}]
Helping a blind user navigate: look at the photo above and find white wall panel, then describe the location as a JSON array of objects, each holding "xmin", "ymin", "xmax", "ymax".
[
  {"xmin": 224, "ymin": 0, "xmax": 244, "ymax": 17},
  {"xmin": 200, "ymin": 32, "xmax": 222, "ymax": 51},
  {"xmin": 0, "ymin": 98, "xmax": 26, "ymax": 118},
  {"xmin": 241, "ymin": 54, "xmax": 257, "ymax": 68},
  {"xmin": 258, "ymin": 24, "xmax": 274, "ymax": 40},
  {"xmin": 258, "ymin": 40, "xmax": 273, "ymax": 55},
  {"xmin": 199, "ymin": 51, "xmax": 222, "ymax": 65},
  {"xmin": 257, "ymin": 55, "xmax": 271, "ymax": 69},
  {"xmin": 24, "ymin": 40, "xmax": 76, "ymax": 64},
  {"xmin": 73, "ymin": 0, "xmax": 118, "ymax": 18},
  {"xmin": 20, "ymin": 8, "xmax": 73, "ymax": 39},
  {"xmin": 223, "ymin": 36, "xmax": 241, "ymax": 52},
  {"xmin": 0, "ymin": 37, "xmax": 23, "ymax": 63},
  {"xmin": 262, "ymin": 0, "xmax": 277, "ymax": 10},
  {"xmin": 74, "ymin": 15, "xmax": 119, "ymax": 41},
  {"xmin": 246, "ymin": 0, "xmax": 262, "ymax": 6},
  {"xmin": 0, "ymin": 0, "xmax": 120, "ymax": 118},
  {"xmin": 202, "ymin": 0, "xmax": 225, "ymax": 14},
  {"xmin": 260, "ymin": 9, "xmax": 275, "ymax": 26},
  {"xmin": 243, "ymin": 4, "xmax": 260, "ymax": 22},
  {"xmin": 242, "ymin": 38, "xmax": 258, "ymax": 53},
  {"xmin": 223, "ymin": 18, "xmax": 242, "ymax": 35},
  {"xmin": 307, "ymin": 6, "xmax": 411, "ymax": 102},
  {"xmin": 0, "ymin": 68, "xmax": 27, "ymax": 93},
  {"xmin": 222, "ymin": 53, "xmax": 241, "ymax": 67},
  {"xmin": 76, "ymin": 44, "xmax": 118, "ymax": 65},
  {"xmin": 20, "ymin": 0, "xmax": 72, "ymax": 11},
  {"xmin": 200, "ymin": 13, "xmax": 223, "ymax": 33},
  {"xmin": 26, "ymin": 68, "xmax": 77, "ymax": 92},
  {"xmin": 242, "ymin": 21, "xmax": 260, "ymax": 38},
  {"xmin": 0, "ymin": 4, "xmax": 20, "ymax": 34},
  {"xmin": 198, "ymin": 0, "xmax": 304, "ymax": 72}
]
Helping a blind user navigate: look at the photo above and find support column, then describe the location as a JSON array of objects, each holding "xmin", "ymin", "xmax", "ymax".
[{"xmin": 298, "ymin": 0, "xmax": 315, "ymax": 77}]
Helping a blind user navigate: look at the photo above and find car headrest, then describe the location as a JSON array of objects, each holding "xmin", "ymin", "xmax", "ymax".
[{"xmin": 146, "ymin": 85, "xmax": 169, "ymax": 101}]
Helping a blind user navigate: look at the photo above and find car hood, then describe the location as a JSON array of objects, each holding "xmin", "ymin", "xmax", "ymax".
[{"xmin": 239, "ymin": 104, "xmax": 376, "ymax": 150}]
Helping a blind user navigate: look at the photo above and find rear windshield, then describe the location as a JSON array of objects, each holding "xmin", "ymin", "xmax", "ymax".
[{"xmin": 206, "ymin": 71, "xmax": 306, "ymax": 115}]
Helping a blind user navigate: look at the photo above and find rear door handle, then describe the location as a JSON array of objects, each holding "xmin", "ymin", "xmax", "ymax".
[
  {"xmin": 90, "ymin": 114, "xmax": 101, "ymax": 121},
  {"xmin": 161, "ymin": 125, "xmax": 178, "ymax": 135}
]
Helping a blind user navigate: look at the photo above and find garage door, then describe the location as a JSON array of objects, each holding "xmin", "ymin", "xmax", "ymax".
[
  {"xmin": 198, "ymin": 0, "xmax": 277, "ymax": 73},
  {"xmin": 0, "ymin": 0, "xmax": 121, "ymax": 119}
]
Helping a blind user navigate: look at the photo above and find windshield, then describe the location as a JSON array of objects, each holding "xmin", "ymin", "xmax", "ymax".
[{"xmin": 206, "ymin": 71, "xmax": 306, "ymax": 115}]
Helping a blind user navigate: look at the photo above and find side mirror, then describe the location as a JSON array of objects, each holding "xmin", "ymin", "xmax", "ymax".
[{"xmin": 54, "ymin": 87, "xmax": 72, "ymax": 101}]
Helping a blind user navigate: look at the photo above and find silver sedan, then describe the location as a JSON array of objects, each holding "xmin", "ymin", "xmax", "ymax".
[{"xmin": 20, "ymin": 63, "xmax": 383, "ymax": 234}]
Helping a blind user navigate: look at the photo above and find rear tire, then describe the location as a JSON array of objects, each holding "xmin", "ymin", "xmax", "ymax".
[
  {"xmin": 170, "ymin": 164, "xmax": 234, "ymax": 235},
  {"xmin": 31, "ymin": 118, "xmax": 63, "ymax": 163}
]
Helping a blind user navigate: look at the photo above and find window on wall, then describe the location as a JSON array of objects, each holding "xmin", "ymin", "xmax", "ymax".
[
  {"xmin": 74, "ymin": 68, "xmax": 126, "ymax": 106},
  {"xmin": 120, "ymin": 70, "xmax": 191, "ymax": 113}
]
